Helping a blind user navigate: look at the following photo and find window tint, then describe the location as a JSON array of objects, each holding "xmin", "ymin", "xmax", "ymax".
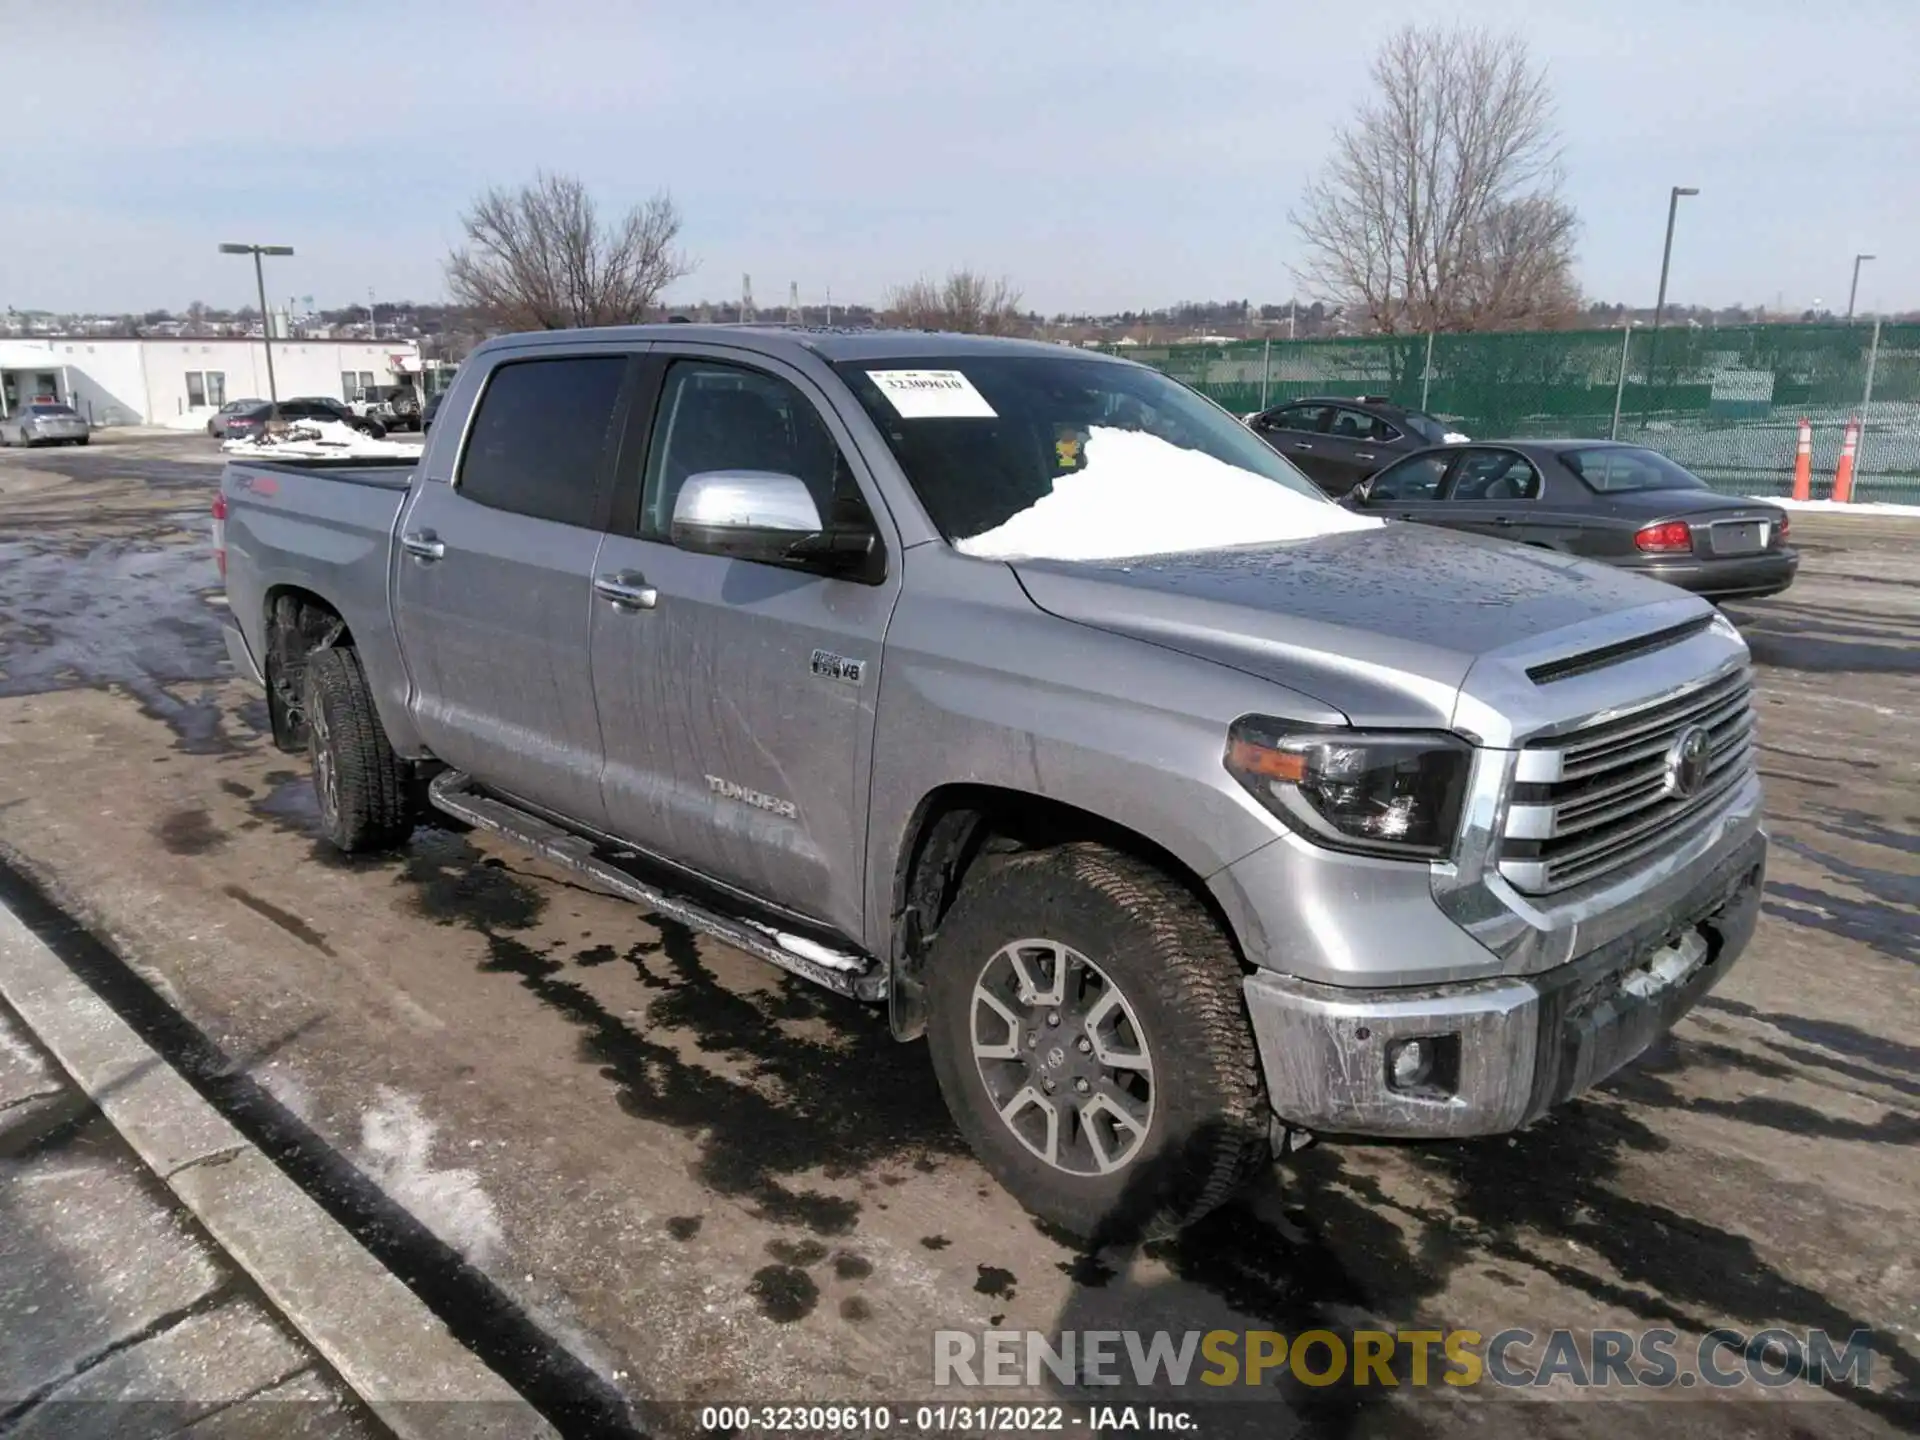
[
  {"xmin": 1368, "ymin": 453, "xmax": 1450, "ymax": 501},
  {"xmin": 1402, "ymin": 412, "xmax": 1447, "ymax": 445},
  {"xmin": 1447, "ymin": 450, "xmax": 1541, "ymax": 501},
  {"xmin": 1272, "ymin": 404, "xmax": 1330, "ymax": 434},
  {"xmin": 458, "ymin": 356, "xmax": 626, "ymax": 528},
  {"xmin": 1328, "ymin": 407, "xmax": 1399, "ymax": 443},
  {"xmin": 1564, "ymin": 446, "xmax": 1706, "ymax": 493},
  {"xmin": 641, "ymin": 360, "xmax": 867, "ymax": 542}
]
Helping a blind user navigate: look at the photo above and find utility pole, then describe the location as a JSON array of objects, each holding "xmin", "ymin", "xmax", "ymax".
[
  {"xmin": 368, "ymin": 286, "xmax": 378, "ymax": 340},
  {"xmin": 825, "ymin": 285, "xmax": 833, "ymax": 327},
  {"xmin": 1644, "ymin": 186, "xmax": 1697, "ymax": 420},
  {"xmin": 1846, "ymin": 254, "xmax": 1875, "ymax": 323},
  {"xmin": 219, "ymin": 242, "xmax": 294, "ymax": 414}
]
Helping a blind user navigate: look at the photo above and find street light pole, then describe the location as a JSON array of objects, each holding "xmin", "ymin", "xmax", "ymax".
[
  {"xmin": 1846, "ymin": 254, "xmax": 1875, "ymax": 323},
  {"xmin": 219, "ymin": 242, "xmax": 294, "ymax": 416},
  {"xmin": 1643, "ymin": 186, "xmax": 1697, "ymax": 422}
]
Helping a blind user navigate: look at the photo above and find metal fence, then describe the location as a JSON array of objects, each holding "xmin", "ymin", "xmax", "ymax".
[{"xmin": 1113, "ymin": 322, "xmax": 1920, "ymax": 504}]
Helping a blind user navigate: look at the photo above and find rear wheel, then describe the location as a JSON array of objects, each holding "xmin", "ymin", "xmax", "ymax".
[
  {"xmin": 304, "ymin": 647, "xmax": 416, "ymax": 852},
  {"xmin": 924, "ymin": 843, "xmax": 1269, "ymax": 1241}
]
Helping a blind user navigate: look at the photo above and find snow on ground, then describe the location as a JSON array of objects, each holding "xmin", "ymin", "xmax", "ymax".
[
  {"xmin": 161, "ymin": 410, "xmax": 216, "ymax": 431},
  {"xmin": 1754, "ymin": 496, "xmax": 1920, "ymax": 518},
  {"xmin": 956, "ymin": 425, "xmax": 1380, "ymax": 562},
  {"xmin": 356, "ymin": 1088, "xmax": 505, "ymax": 1266},
  {"xmin": 221, "ymin": 418, "xmax": 419, "ymax": 458}
]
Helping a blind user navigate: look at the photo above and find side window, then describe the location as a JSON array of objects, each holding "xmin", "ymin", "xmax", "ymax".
[
  {"xmin": 457, "ymin": 356, "xmax": 627, "ymax": 528},
  {"xmin": 640, "ymin": 360, "xmax": 870, "ymax": 544},
  {"xmin": 1273, "ymin": 404, "xmax": 1330, "ymax": 434},
  {"xmin": 1447, "ymin": 450, "xmax": 1541, "ymax": 502},
  {"xmin": 1369, "ymin": 453, "xmax": 1450, "ymax": 501},
  {"xmin": 1328, "ymin": 407, "xmax": 1370, "ymax": 439}
]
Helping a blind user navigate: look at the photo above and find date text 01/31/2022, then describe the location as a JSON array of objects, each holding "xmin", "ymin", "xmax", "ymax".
[{"xmin": 696, "ymin": 1404, "xmax": 1194, "ymax": 1433}]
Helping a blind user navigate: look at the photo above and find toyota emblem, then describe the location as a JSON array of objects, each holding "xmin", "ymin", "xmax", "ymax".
[{"xmin": 1663, "ymin": 725, "xmax": 1713, "ymax": 799}]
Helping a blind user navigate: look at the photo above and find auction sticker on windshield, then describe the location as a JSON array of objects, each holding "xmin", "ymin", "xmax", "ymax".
[{"xmin": 866, "ymin": 369, "xmax": 998, "ymax": 419}]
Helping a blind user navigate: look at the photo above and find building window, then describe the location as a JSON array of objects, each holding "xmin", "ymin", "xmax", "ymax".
[
  {"xmin": 186, "ymin": 372, "xmax": 206, "ymax": 408},
  {"xmin": 184, "ymin": 371, "xmax": 226, "ymax": 408},
  {"xmin": 206, "ymin": 372, "xmax": 226, "ymax": 407}
]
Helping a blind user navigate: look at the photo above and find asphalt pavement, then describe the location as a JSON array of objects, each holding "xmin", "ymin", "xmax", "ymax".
[{"xmin": 0, "ymin": 429, "xmax": 1914, "ymax": 1437}]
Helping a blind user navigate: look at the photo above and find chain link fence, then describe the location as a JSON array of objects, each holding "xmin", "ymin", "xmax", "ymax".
[{"xmin": 1112, "ymin": 323, "xmax": 1920, "ymax": 504}]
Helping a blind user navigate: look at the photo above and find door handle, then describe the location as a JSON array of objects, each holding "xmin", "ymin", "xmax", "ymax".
[
  {"xmin": 1292, "ymin": 441, "xmax": 1314, "ymax": 450},
  {"xmin": 401, "ymin": 530, "xmax": 445, "ymax": 561},
  {"xmin": 1397, "ymin": 511, "xmax": 1416, "ymax": 522},
  {"xmin": 1354, "ymin": 451, "xmax": 1375, "ymax": 462},
  {"xmin": 594, "ymin": 572, "xmax": 658, "ymax": 611},
  {"xmin": 1495, "ymin": 516, "xmax": 1517, "ymax": 527}
]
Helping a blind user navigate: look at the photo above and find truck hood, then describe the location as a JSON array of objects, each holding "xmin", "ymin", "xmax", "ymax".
[{"xmin": 1010, "ymin": 523, "xmax": 1704, "ymax": 731}]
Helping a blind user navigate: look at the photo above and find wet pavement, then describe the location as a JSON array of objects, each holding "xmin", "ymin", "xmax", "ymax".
[{"xmin": 0, "ymin": 433, "xmax": 1915, "ymax": 1436}]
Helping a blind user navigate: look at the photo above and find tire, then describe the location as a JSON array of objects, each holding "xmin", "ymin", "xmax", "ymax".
[
  {"xmin": 924, "ymin": 843, "xmax": 1269, "ymax": 1242},
  {"xmin": 303, "ymin": 646, "xmax": 416, "ymax": 852}
]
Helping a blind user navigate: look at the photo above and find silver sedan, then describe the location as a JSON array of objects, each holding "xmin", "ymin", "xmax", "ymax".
[{"xmin": 1, "ymin": 402, "xmax": 90, "ymax": 447}]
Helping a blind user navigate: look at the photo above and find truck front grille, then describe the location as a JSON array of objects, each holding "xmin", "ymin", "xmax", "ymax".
[{"xmin": 1499, "ymin": 665, "xmax": 1756, "ymax": 895}]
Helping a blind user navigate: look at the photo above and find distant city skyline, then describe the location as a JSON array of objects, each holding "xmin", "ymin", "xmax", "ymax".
[{"xmin": 5, "ymin": 1, "xmax": 1913, "ymax": 317}]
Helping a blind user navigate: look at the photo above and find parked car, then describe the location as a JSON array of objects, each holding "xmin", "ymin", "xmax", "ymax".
[
  {"xmin": 1244, "ymin": 396, "xmax": 1468, "ymax": 497},
  {"xmin": 1, "ymin": 401, "xmax": 90, "ymax": 447},
  {"xmin": 221, "ymin": 398, "xmax": 388, "ymax": 444},
  {"xmin": 207, "ymin": 398, "xmax": 269, "ymax": 439},
  {"xmin": 216, "ymin": 327, "xmax": 1763, "ymax": 1239},
  {"xmin": 1342, "ymin": 440, "xmax": 1798, "ymax": 602}
]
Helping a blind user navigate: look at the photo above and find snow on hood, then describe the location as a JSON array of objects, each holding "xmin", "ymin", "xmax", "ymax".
[
  {"xmin": 221, "ymin": 418, "xmax": 419, "ymax": 458},
  {"xmin": 954, "ymin": 425, "xmax": 1380, "ymax": 562}
]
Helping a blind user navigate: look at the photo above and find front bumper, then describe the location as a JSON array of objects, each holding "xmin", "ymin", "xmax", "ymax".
[{"xmin": 1243, "ymin": 829, "xmax": 1764, "ymax": 1137}]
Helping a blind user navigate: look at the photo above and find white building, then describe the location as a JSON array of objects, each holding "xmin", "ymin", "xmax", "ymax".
[{"xmin": 0, "ymin": 336, "xmax": 424, "ymax": 427}]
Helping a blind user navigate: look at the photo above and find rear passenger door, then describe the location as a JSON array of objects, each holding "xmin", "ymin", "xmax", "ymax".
[
  {"xmin": 587, "ymin": 348, "xmax": 899, "ymax": 938},
  {"xmin": 393, "ymin": 351, "xmax": 639, "ymax": 825},
  {"xmin": 1314, "ymin": 407, "xmax": 1399, "ymax": 496}
]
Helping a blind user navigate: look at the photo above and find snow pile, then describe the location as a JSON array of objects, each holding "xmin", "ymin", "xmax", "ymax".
[
  {"xmin": 1754, "ymin": 495, "xmax": 1920, "ymax": 518},
  {"xmin": 162, "ymin": 409, "xmax": 217, "ymax": 431},
  {"xmin": 221, "ymin": 418, "xmax": 419, "ymax": 458},
  {"xmin": 956, "ymin": 425, "xmax": 1381, "ymax": 561}
]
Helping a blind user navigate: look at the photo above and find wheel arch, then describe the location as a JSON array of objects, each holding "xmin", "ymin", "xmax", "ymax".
[
  {"xmin": 260, "ymin": 586, "xmax": 354, "ymax": 751},
  {"xmin": 886, "ymin": 783, "xmax": 1244, "ymax": 1041}
]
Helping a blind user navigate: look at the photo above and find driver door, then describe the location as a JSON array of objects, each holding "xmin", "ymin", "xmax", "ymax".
[{"xmin": 587, "ymin": 349, "xmax": 899, "ymax": 937}]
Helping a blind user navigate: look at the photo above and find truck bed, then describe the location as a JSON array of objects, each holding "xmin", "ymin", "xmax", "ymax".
[{"xmin": 219, "ymin": 455, "xmax": 418, "ymax": 734}]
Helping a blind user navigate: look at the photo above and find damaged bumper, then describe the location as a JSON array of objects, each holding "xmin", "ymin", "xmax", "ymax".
[{"xmin": 1244, "ymin": 831, "xmax": 1765, "ymax": 1138}]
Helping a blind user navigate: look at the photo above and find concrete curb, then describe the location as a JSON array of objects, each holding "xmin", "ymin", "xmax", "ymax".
[{"xmin": 0, "ymin": 900, "xmax": 559, "ymax": 1440}]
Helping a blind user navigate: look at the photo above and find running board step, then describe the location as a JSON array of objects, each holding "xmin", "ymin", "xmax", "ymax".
[{"xmin": 428, "ymin": 771, "xmax": 885, "ymax": 1001}]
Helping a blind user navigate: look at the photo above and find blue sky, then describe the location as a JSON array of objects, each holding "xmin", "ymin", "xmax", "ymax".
[{"xmin": 2, "ymin": 0, "xmax": 1913, "ymax": 316}]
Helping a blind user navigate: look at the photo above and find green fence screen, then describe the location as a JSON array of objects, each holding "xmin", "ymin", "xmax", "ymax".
[{"xmin": 1111, "ymin": 323, "xmax": 1920, "ymax": 504}]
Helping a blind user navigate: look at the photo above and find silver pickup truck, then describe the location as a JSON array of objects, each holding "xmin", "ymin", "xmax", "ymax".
[{"xmin": 216, "ymin": 326, "xmax": 1764, "ymax": 1239}]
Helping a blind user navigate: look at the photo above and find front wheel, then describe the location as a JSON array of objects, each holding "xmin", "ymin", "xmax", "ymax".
[
  {"xmin": 303, "ymin": 647, "xmax": 417, "ymax": 852},
  {"xmin": 924, "ymin": 843, "xmax": 1270, "ymax": 1241}
]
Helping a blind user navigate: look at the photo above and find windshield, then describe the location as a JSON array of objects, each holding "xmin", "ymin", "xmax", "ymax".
[
  {"xmin": 1564, "ymin": 446, "xmax": 1708, "ymax": 493},
  {"xmin": 29, "ymin": 403, "xmax": 77, "ymax": 416},
  {"xmin": 833, "ymin": 354, "xmax": 1376, "ymax": 560}
]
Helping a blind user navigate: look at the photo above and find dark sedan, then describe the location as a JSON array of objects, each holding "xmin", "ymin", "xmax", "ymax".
[
  {"xmin": 1244, "ymin": 395, "xmax": 1468, "ymax": 497},
  {"xmin": 1342, "ymin": 440, "xmax": 1798, "ymax": 601},
  {"xmin": 221, "ymin": 397, "xmax": 388, "ymax": 443}
]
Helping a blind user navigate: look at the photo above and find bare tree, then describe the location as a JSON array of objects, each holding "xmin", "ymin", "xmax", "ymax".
[
  {"xmin": 1291, "ymin": 27, "xmax": 1580, "ymax": 332},
  {"xmin": 445, "ymin": 172, "xmax": 693, "ymax": 331},
  {"xmin": 885, "ymin": 269, "xmax": 1026, "ymax": 334}
]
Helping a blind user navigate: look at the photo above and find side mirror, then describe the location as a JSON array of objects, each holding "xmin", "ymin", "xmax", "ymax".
[{"xmin": 671, "ymin": 470, "xmax": 824, "ymax": 562}]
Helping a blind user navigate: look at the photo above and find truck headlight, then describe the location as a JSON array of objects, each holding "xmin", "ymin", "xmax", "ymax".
[{"xmin": 1224, "ymin": 719, "xmax": 1471, "ymax": 860}]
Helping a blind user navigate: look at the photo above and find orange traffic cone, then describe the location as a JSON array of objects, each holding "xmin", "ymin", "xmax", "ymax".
[
  {"xmin": 1832, "ymin": 418, "xmax": 1860, "ymax": 503},
  {"xmin": 1792, "ymin": 417, "xmax": 1812, "ymax": 501}
]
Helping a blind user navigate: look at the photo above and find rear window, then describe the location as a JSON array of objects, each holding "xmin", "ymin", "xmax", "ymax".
[
  {"xmin": 456, "ymin": 356, "xmax": 627, "ymax": 528},
  {"xmin": 1401, "ymin": 412, "xmax": 1447, "ymax": 444},
  {"xmin": 29, "ymin": 403, "xmax": 77, "ymax": 416},
  {"xmin": 1564, "ymin": 446, "xmax": 1707, "ymax": 493}
]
